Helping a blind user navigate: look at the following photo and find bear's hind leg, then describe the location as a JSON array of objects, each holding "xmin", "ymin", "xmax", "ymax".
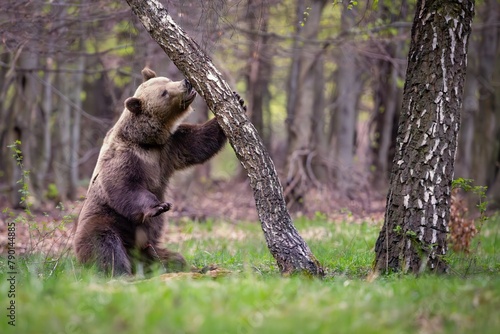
[
  {"xmin": 142, "ymin": 245, "xmax": 187, "ymax": 273},
  {"xmin": 88, "ymin": 230, "xmax": 132, "ymax": 276}
]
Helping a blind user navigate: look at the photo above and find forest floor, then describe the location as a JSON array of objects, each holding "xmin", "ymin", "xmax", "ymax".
[
  {"xmin": 1, "ymin": 179, "xmax": 499, "ymax": 333},
  {"xmin": 0, "ymin": 179, "xmax": 387, "ymax": 257},
  {"xmin": 1, "ymin": 211, "xmax": 499, "ymax": 334}
]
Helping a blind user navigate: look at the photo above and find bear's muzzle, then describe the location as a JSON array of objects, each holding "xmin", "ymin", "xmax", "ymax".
[
  {"xmin": 184, "ymin": 79, "xmax": 193, "ymax": 92},
  {"xmin": 183, "ymin": 79, "xmax": 196, "ymax": 104}
]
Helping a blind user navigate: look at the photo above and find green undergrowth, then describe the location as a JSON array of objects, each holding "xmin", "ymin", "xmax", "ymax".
[{"xmin": 1, "ymin": 215, "xmax": 499, "ymax": 334}]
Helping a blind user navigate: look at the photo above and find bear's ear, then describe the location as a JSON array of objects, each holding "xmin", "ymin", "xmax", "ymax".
[
  {"xmin": 141, "ymin": 67, "xmax": 157, "ymax": 82},
  {"xmin": 125, "ymin": 97, "xmax": 142, "ymax": 114}
]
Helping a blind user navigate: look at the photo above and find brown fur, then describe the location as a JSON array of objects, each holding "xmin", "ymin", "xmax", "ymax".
[{"xmin": 74, "ymin": 68, "xmax": 227, "ymax": 276}]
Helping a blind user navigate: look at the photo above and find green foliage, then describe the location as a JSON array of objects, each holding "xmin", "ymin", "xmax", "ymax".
[
  {"xmin": 339, "ymin": 207, "xmax": 353, "ymax": 218},
  {"xmin": 4, "ymin": 141, "xmax": 75, "ymax": 259},
  {"xmin": 110, "ymin": 65, "xmax": 133, "ymax": 89},
  {"xmin": 7, "ymin": 141, "xmax": 31, "ymax": 213},
  {"xmin": 405, "ymin": 230, "xmax": 417, "ymax": 239},
  {"xmin": 347, "ymin": 1, "xmax": 359, "ymax": 10},
  {"xmin": 314, "ymin": 211, "xmax": 327, "ymax": 221},
  {"xmin": 300, "ymin": 6, "xmax": 312, "ymax": 27},
  {"xmin": 210, "ymin": 145, "xmax": 240, "ymax": 180},
  {"xmin": 393, "ymin": 224, "xmax": 402, "ymax": 235},
  {"xmin": 1, "ymin": 217, "xmax": 500, "ymax": 333},
  {"xmin": 1, "ymin": 147, "xmax": 497, "ymax": 333},
  {"xmin": 45, "ymin": 183, "xmax": 60, "ymax": 201},
  {"xmin": 452, "ymin": 177, "xmax": 488, "ymax": 230}
]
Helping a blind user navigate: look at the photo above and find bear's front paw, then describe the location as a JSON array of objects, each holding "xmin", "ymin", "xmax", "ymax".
[
  {"xmin": 145, "ymin": 202, "xmax": 172, "ymax": 219},
  {"xmin": 233, "ymin": 91, "xmax": 247, "ymax": 112}
]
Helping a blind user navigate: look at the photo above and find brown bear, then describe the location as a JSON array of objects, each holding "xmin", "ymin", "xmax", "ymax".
[{"xmin": 74, "ymin": 67, "xmax": 237, "ymax": 276}]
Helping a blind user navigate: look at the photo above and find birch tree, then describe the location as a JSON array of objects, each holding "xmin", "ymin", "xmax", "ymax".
[
  {"xmin": 374, "ymin": 0, "xmax": 475, "ymax": 274},
  {"xmin": 125, "ymin": 0, "xmax": 323, "ymax": 276}
]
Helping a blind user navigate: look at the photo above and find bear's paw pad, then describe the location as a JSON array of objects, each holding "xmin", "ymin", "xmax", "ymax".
[{"xmin": 146, "ymin": 202, "xmax": 172, "ymax": 218}]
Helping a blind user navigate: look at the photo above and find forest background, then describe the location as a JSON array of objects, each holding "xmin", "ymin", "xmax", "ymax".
[{"xmin": 0, "ymin": 0, "xmax": 498, "ymax": 223}]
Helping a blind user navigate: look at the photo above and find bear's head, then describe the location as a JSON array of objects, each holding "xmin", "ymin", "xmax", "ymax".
[{"xmin": 118, "ymin": 68, "xmax": 196, "ymax": 145}]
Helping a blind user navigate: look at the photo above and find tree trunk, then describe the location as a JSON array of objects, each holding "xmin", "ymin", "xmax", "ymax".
[
  {"xmin": 0, "ymin": 52, "xmax": 19, "ymax": 204},
  {"xmin": 310, "ymin": 53, "xmax": 328, "ymax": 183},
  {"xmin": 245, "ymin": 0, "xmax": 273, "ymax": 149},
  {"xmin": 470, "ymin": 0, "xmax": 500, "ymax": 203},
  {"xmin": 285, "ymin": 0, "xmax": 305, "ymax": 147},
  {"xmin": 370, "ymin": 1, "xmax": 408, "ymax": 190},
  {"xmin": 68, "ymin": 42, "xmax": 86, "ymax": 200},
  {"xmin": 55, "ymin": 76, "xmax": 72, "ymax": 202},
  {"xmin": 12, "ymin": 51, "xmax": 39, "ymax": 205},
  {"xmin": 37, "ymin": 52, "xmax": 55, "ymax": 193},
  {"xmin": 371, "ymin": 58, "xmax": 400, "ymax": 190},
  {"xmin": 483, "ymin": 38, "xmax": 500, "ymax": 204},
  {"xmin": 125, "ymin": 0, "xmax": 323, "ymax": 276},
  {"xmin": 284, "ymin": 0, "xmax": 327, "ymax": 208},
  {"xmin": 374, "ymin": 0, "xmax": 475, "ymax": 274},
  {"xmin": 332, "ymin": 3, "xmax": 364, "ymax": 192},
  {"xmin": 455, "ymin": 39, "xmax": 478, "ymax": 179}
]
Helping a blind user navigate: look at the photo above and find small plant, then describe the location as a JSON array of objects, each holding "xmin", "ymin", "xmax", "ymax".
[
  {"xmin": 347, "ymin": 1, "xmax": 358, "ymax": 10},
  {"xmin": 45, "ymin": 183, "xmax": 60, "ymax": 202},
  {"xmin": 449, "ymin": 178, "xmax": 488, "ymax": 253},
  {"xmin": 314, "ymin": 211, "xmax": 327, "ymax": 221},
  {"xmin": 4, "ymin": 141, "xmax": 76, "ymax": 275},
  {"xmin": 393, "ymin": 225, "xmax": 402, "ymax": 234},
  {"xmin": 405, "ymin": 230, "xmax": 417, "ymax": 239},
  {"xmin": 8, "ymin": 140, "xmax": 33, "ymax": 213},
  {"xmin": 6, "ymin": 140, "xmax": 36, "ymax": 251}
]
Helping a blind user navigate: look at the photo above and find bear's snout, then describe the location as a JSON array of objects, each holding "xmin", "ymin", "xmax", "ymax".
[
  {"xmin": 183, "ymin": 79, "xmax": 196, "ymax": 105},
  {"xmin": 184, "ymin": 79, "xmax": 193, "ymax": 92}
]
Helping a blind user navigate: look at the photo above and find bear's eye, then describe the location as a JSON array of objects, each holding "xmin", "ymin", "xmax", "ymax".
[{"xmin": 161, "ymin": 90, "xmax": 168, "ymax": 97}]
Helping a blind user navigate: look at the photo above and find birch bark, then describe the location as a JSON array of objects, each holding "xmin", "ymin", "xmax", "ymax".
[{"xmin": 374, "ymin": 0, "xmax": 475, "ymax": 274}]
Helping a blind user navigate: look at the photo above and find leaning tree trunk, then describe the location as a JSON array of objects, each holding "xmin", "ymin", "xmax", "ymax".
[
  {"xmin": 126, "ymin": 0, "xmax": 323, "ymax": 276},
  {"xmin": 374, "ymin": 0, "xmax": 475, "ymax": 274}
]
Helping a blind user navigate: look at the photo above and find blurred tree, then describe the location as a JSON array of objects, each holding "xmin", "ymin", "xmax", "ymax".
[
  {"xmin": 374, "ymin": 0, "xmax": 475, "ymax": 274},
  {"xmin": 469, "ymin": 0, "xmax": 500, "ymax": 206},
  {"xmin": 0, "ymin": 0, "xmax": 131, "ymax": 202},
  {"xmin": 284, "ymin": 0, "xmax": 328, "ymax": 209},
  {"xmin": 0, "ymin": 0, "xmax": 496, "ymax": 221},
  {"xmin": 332, "ymin": 1, "xmax": 365, "ymax": 193},
  {"xmin": 245, "ymin": 0, "xmax": 274, "ymax": 149},
  {"xmin": 369, "ymin": 1, "xmax": 410, "ymax": 190}
]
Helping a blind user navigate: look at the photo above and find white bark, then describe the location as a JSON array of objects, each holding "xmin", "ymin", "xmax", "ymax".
[{"xmin": 374, "ymin": 0, "xmax": 475, "ymax": 274}]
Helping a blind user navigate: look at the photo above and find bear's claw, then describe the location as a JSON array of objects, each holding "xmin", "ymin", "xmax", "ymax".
[{"xmin": 233, "ymin": 91, "xmax": 247, "ymax": 112}]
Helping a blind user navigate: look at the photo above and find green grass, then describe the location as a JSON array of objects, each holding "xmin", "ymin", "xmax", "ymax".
[{"xmin": 1, "ymin": 215, "xmax": 499, "ymax": 334}]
